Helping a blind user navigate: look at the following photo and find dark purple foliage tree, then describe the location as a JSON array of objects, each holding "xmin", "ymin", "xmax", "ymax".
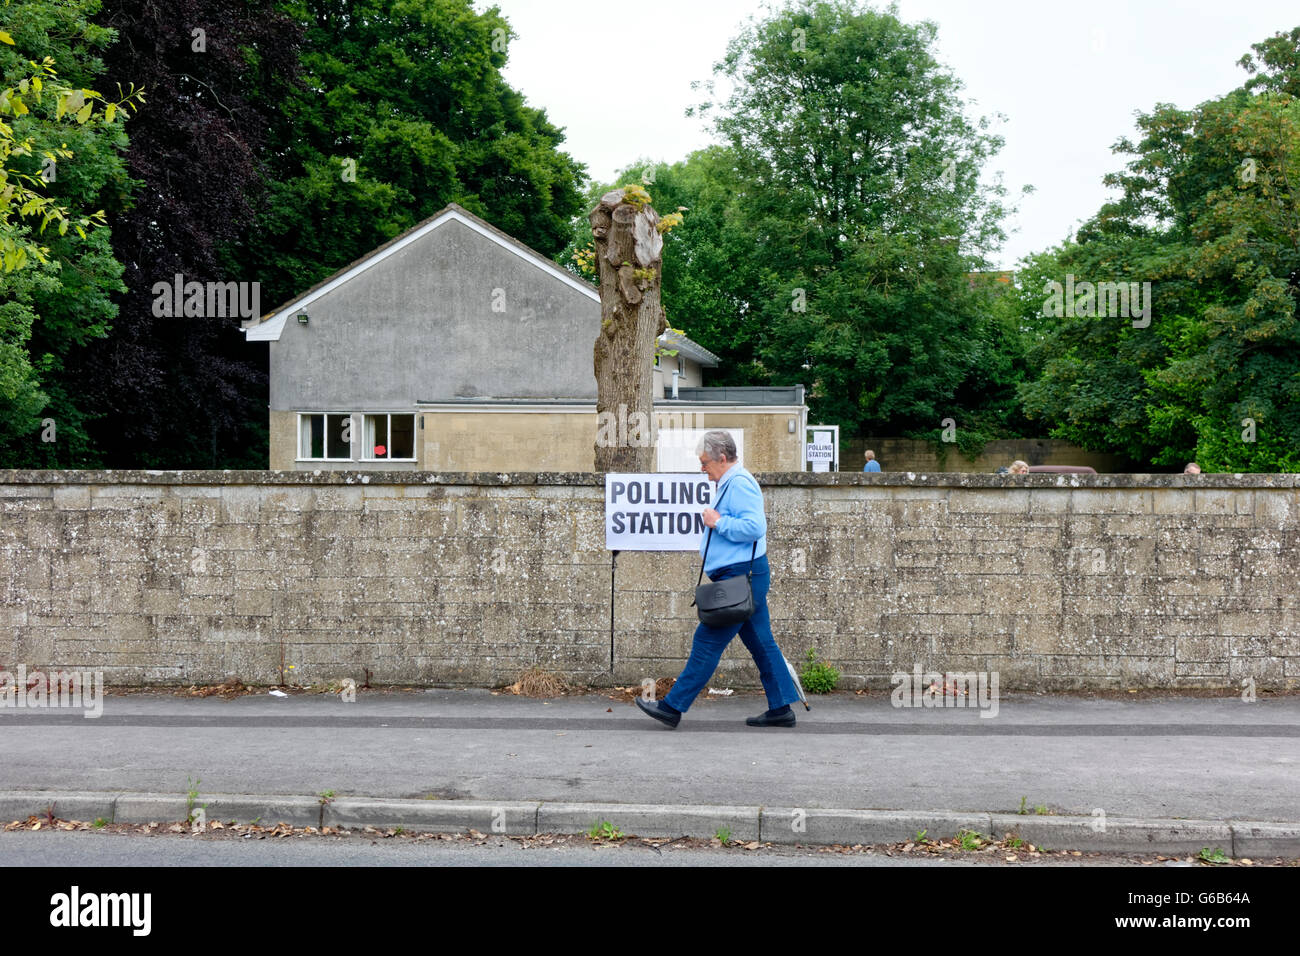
[{"xmin": 66, "ymin": 0, "xmax": 301, "ymax": 468}]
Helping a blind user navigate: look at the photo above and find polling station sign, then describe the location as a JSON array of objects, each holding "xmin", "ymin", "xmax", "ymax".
[
  {"xmin": 805, "ymin": 441, "xmax": 834, "ymax": 462},
  {"xmin": 605, "ymin": 473, "xmax": 716, "ymax": 551}
]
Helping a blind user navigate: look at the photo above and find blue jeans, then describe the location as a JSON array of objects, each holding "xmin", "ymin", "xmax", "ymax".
[{"xmin": 663, "ymin": 554, "xmax": 802, "ymax": 713}]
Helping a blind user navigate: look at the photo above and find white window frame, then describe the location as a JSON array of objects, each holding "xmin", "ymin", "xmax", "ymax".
[
  {"xmin": 361, "ymin": 413, "xmax": 418, "ymax": 461},
  {"xmin": 297, "ymin": 412, "xmax": 355, "ymax": 461}
]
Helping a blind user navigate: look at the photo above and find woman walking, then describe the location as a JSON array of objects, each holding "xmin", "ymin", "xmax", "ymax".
[{"xmin": 636, "ymin": 430, "xmax": 803, "ymax": 729}]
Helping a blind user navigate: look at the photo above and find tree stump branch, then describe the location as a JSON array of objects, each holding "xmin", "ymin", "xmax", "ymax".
[{"xmin": 591, "ymin": 187, "xmax": 667, "ymax": 472}]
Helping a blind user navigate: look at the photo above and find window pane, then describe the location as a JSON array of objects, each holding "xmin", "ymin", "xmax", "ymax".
[
  {"xmin": 364, "ymin": 414, "xmax": 389, "ymax": 458},
  {"xmin": 391, "ymin": 415, "xmax": 415, "ymax": 459},
  {"xmin": 306, "ymin": 415, "xmax": 324, "ymax": 459},
  {"xmin": 327, "ymin": 414, "xmax": 351, "ymax": 459}
]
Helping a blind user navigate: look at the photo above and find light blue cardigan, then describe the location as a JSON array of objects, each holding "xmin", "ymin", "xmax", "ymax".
[{"xmin": 701, "ymin": 463, "xmax": 768, "ymax": 576}]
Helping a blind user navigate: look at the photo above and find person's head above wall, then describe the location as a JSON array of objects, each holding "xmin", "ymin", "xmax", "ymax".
[
  {"xmin": 696, "ymin": 429, "xmax": 737, "ymax": 463},
  {"xmin": 697, "ymin": 430, "xmax": 739, "ymax": 482},
  {"xmin": 1009, "ymin": 460, "xmax": 1029, "ymax": 474},
  {"xmin": 1184, "ymin": 462, "xmax": 1201, "ymax": 474}
]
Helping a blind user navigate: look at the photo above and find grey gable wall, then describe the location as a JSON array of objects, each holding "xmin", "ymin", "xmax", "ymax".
[{"xmin": 269, "ymin": 217, "xmax": 601, "ymax": 410}]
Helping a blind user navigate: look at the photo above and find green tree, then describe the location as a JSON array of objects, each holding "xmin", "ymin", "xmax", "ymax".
[
  {"xmin": 649, "ymin": 0, "xmax": 1025, "ymax": 447},
  {"xmin": 240, "ymin": 0, "xmax": 586, "ymax": 310},
  {"xmin": 0, "ymin": 0, "xmax": 141, "ymax": 466},
  {"xmin": 1014, "ymin": 30, "xmax": 1300, "ymax": 472}
]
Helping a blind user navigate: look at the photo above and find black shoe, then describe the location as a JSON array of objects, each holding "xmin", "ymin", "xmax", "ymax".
[
  {"xmin": 636, "ymin": 696, "xmax": 681, "ymax": 728},
  {"xmin": 746, "ymin": 708, "xmax": 796, "ymax": 727}
]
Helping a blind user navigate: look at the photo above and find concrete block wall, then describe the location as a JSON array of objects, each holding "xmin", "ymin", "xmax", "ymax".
[{"xmin": 1, "ymin": 470, "xmax": 1296, "ymax": 690}]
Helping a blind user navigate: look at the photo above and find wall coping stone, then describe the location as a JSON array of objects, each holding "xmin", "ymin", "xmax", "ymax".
[{"xmin": 0, "ymin": 469, "xmax": 1295, "ymax": 489}]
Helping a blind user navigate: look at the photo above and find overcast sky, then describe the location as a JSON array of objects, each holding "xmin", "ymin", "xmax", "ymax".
[{"xmin": 478, "ymin": 0, "xmax": 1299, "ymax": 269}]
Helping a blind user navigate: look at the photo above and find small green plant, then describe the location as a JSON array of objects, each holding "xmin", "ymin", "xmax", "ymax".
[
  {"xmin": 956, "ymin": 828, "xmax": 985, "ymax": 851},
  {"xmin": 185, "ymin": 776, "xmax": 208, "ymax": 823},
  {"xmin": 656, "ymin": 209, "xmax": 685, "ymax": 234},
  {"xmin": 393, "ymin": 826, "xmax": 404, "ymax": 836},
  {"xmin": 1199, "ymin": 846, "xmax": 1229, "ymax": 864},
  {"xmin": 620, "ymin": 182, "xmax": 652, "ymax": 210},
  {"xmin": 715, "ymin": 827, "xmax": 732, "ymax": 843},
  {"xmin": 587, "ymin": 820, "xmax": 623, "ymax": 841},
  {"xmin": 1018, "ymin": 796, "xmax": 1028, "ymax": 815},
  {"xmin": 318, "ymin": 790, "xmax": 336, "ymax": 805},
  {"xmin": 1034, "ymin": 804, "xmax": 1050, "ymax": 815},
  {"xmin": 914, "ymin": 828, "xmax": 928, "ymax": 843},
  {"xmin": 1006, "ymin": 834, "xmax": 1024, "ymax": 849},
  {"xmin": 799, "ymin": 647, "xmax": 840, "ymax": 694},
  {"xmin": 92, "ymin": 818, "xmax": 107, "ymax": 829}
]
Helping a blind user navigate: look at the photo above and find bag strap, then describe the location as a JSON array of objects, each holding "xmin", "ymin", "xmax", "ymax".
[
  {"xmin": 696, "ymin": 480, "xmax": 759, "ymax": 586},
  {"xmin": 696, "ymin": 482, "xmax": 730, "ymax": 588}
]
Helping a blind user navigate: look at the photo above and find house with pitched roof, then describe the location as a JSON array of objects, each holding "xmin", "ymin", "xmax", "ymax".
[{"xmin": 241, "ymin": 204, "xmax": 807, "ymax": 471}]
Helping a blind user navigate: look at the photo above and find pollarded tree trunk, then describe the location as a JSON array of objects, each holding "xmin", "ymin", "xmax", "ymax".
[{"xmin": 590, "ymin": 187, "xmax": 666, "ymax": 472}]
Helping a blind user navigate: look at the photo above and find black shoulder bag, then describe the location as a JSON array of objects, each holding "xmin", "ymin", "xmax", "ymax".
[{"xmin": 691, "ymin": 480, "xmax": 758, "ymax": 626}]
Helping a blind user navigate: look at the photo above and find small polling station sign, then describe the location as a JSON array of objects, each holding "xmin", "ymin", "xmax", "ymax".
[
  {"xmin": 804, "ymin": 424, "xmax": 839, "ymax": 472},
  {"xmin": 605, "ymin": 473, "xmax": 716, "ymax": 551},
  {"xmin": 805, "ymin": 438, "xmax": 835, "ymax": 463}
]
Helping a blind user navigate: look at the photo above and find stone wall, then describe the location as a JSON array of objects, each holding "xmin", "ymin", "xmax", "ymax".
[{"xmin": 1, "ymin": 470, "xmax": 1296, "ymax": 690}]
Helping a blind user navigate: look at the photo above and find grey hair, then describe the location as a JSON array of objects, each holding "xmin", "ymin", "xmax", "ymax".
[{"xmin": 696, "ymin": 429, "xmax": 737, "ymax": 463}]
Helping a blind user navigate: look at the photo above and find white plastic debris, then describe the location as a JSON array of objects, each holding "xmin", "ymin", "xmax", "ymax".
[
  {"xmin": 268, "ymin": 689, "xmax": 288, "ymax": 698},
  {"xmin": 707, "ymin": 687, "xmax": 734, "ymax": 696}
]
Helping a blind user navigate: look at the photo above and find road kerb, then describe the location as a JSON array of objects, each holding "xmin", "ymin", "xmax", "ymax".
[
  {"xmin": 538, "ymin": 802, "xmax": 762, "ymax": 842},
  {"xmin": 3, "ymin": 791, "xmax": 1297, "ymax": 857},
  {"xmin": 760, "ymin": 807, "xmax": 993, "ymax": 846},
  {"xmin": 326, "ymin": 798, "xmax": 539, "ymax": 835}
]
